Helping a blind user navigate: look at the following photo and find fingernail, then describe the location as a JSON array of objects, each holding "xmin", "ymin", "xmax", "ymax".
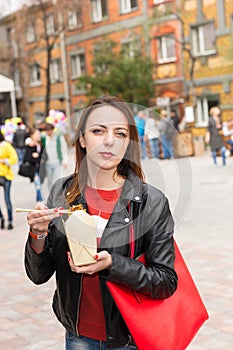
[
  {"xmin": 95, "ymin": 254, "xmax": 99, "ymax": 260},
  {"xmin": 54, "ymin": 208, "xmax": 58, "ymax": 212}
]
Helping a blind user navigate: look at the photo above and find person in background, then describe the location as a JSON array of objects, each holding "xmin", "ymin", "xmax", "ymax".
[
  {"xmin": 158, "ymin": 109, "xmax": 175, "ymax": 159},
  {"xmin": 23, "ymin": 128, "xmax": 47, "ymax": 204},
  {"xmin": 205, "ymin": 106, "xmax": 226, "ymax": 166},
  {"xmin": 24, "ymin": 95, "xmax": 177, "ymax": 350},
  {"xmin": 222, "ymin": 119, "xmax": 233, "ymax": 155},
  {"xmin": 144, "ymin": 111, "xmax": 160, "ymax": 159},
  {"xmin": 170, "ymin": 110, "xmax": 180, "ymax": 132},
  {"xmin": 0, "ymin": 131, "xmax": 18, "ymax": 229},
  {"xmin": 12, "ymin": 121, "xmax": 28, "ymax": 167},
  {"xmin": 134, "ymin": 110, "xmax": 147, "ymax": 159},
  {"xmin": 42, "ymin": 123, "xmax": 68, "ymax": 190}
]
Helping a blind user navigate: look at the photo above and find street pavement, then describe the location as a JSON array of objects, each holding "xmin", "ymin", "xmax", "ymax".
[{"xmin": 0, "ymin": 149, "xmax": 233, "ymax": 349}]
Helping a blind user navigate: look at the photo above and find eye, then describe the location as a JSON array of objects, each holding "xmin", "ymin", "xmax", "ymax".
[
  {"xmin": 92, "ymin": 128, "xmax": 105, "ymax": 135},
  {"xmin": 116, "ymin": 131, "xmax": 127, "ymax": 138}
]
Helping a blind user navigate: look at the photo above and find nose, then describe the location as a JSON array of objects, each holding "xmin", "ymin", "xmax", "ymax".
[{"xmin": 103, "ymin": 130, "xmax": 114, "ymax": 146}]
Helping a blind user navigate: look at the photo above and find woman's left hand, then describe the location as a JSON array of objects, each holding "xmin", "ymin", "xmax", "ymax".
[{"xmin": 67, "ymin": 251, "xmax": 112, "ymax": 275}]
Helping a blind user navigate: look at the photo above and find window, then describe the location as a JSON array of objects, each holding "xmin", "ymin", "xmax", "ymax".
[
  {"xmin": 25, "ymin": 23, "xmax": 36, "ymax": 43},
  {"xmin": 46, "ymin": 14, "xmax": 55, "ymax": 35},
  {"xmin": 67, "ymin": 11, "xmax": 80, "ymax": 29},
  {"xmin": 153, "ymin": 0, "xmax": 170, "ymax": 5},
  {"xmin": 14, "ymin": 69, "xmax": 22, "ymax": 98},
  {"xmin": 91, "ymin": 0, "xmax": 108, "ymax": 23},
  {"xmin": 157, "ymin": 35, "xmax": 176, "ymax": 63},
  {"xmin": 121, "ymin": 40, "xmax": 140, "ymax": 58},
  {"xmin": 120, "ymin": 0, "xmax": 138, "ymax": 14},
  {"xmin": 192, "ymin": 22, "xmax": 216, "ymax": 56},
  {"xmin": 29, "ymin": 64, "xmax": 41, "ymax": 85},
  {"xmin": 50, "ymin": 59, "xmax": 63, "ymax": 83},
  {"xmin": 33, "ymin": 111, "xmax": 44, "ymax": 124},
  {"xmin": 196, "ymin": 96, "xmax": 219, "ymax": 127},
  {"xmin": 14, "ymin": 70, "xmax": 20, "ymax": 89},
  {"xmin": 71, "ymin": 53, "xmax": 86, "ymax": 78}
]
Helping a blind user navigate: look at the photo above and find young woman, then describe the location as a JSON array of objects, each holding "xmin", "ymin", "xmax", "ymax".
[
  {"xmin": 25, "ymin": 96, "xmax": 177, "ymax": 349},
  {"xmin": 0, "ymin": 131, "xmax": 18, "ymax": 229},
  {"xmin": 22, "ymin": 128, "xmax": 47, "ymax": 204}
]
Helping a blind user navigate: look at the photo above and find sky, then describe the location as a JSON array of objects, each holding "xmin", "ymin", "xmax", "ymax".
[{"xmin": 0, "ymin": 0, "xmax": 26, "ymax": 16}]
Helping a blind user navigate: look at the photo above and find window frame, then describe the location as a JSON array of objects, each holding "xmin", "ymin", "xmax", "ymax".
[
  {"xmin": 70, "ymin": 52, "xmax": 86, "ymax": 79},
  {"xmin": 28, "ymin": 64, "xmax": 41, "ymax": 86},
  {"xmin": 91, "ymin": 0, "xmax": 108, "ymax": 23},
  {"xmin": 156, "ymin": 34, "xmax": 176, "ymax": 64},
  {"xmin": 191, "ymin": 22, "xmax": 216, "ymax": 57},
  {"xmin": 25, "ymin": 22, "xmax": 36, "ymax": 43},
  {"xmin": 196, "ymin": 97, "xmax": 209, "ymax": 127},
  {"xmin": 49, "ymin": 58, "xmax": 63, "ymax": 84},
  {"xmin": 152, "ymin": 0, "xmax": 171, "ymax": 5},
  {"xmin": 120, "ymin": 0, "xmax": 138, "ymax": 14},
  {"xmin": 46, "ymin": 13, "xmax": 56, "ymax": 35}
]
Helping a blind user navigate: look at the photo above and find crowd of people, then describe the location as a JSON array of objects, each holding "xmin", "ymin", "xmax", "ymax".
[
  {"xmin": 134, "ymin": 108, "xmax": 180, "ymax": 160},
  {"xmin": 0, "ymin": 121, "xmax": 68, "ymax": 229},
  {"xmin": 0, "ymin": 103, "xmax": 231, "ymax": 231}
]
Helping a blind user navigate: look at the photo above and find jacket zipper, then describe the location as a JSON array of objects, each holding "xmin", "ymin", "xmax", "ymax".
[{"xmin": 75, "ymin": 274, "xmax": 83, "ymax": 337}]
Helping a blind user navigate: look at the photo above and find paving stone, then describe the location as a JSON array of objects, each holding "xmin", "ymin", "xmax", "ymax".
[{"xmin": 1, "ymin": 152, "xmax": 233, "ymax": 349}]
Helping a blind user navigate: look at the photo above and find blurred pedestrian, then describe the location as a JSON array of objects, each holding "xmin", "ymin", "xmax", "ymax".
[
  {"xmin": 134, "ymin": 111, "xmax": 147, "ymax": 159},
  {"xmin": 24, "ymin": 95, "xmax": 177, "ymax": 350},
  {"xmin": 42, "ymin": 123, "xmax": 68, "ymax": 190},
  {"xmin": 12, "ymin": 121, "xmax": 28, "ymax": 167},
  {"xmin": 158, "ymin": 109, "xmax": 175, "ymax": 159},
  {"xmin": 0, "ymin": 131, "xmax": 18, "ymax": 229},
  {"xmin": 222, "ymin": 119, "xmax": 233, "ymax": 154},
  {"xmin": 21, "ymin": 128, "xmax": 47, "ymax": 204},
  {"xmin": 205, "ymin": 106, "xmax": 226, "ymax": 166},
  {"xmin": 144, "ymin": 112, "xmax": 160, "ymax": 159},
  {"xmin": 170, "ymin": 110, "xmax": 180, "ymax": 132}
]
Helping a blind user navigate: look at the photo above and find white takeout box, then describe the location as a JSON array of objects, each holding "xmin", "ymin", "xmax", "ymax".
[{"xmin": 63, "ymin": 210, "xmax": 97, "ymax": 266}]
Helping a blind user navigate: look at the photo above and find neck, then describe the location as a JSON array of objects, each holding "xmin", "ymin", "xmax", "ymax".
[{"xmin": 87, "ymin": 168, "xmax": 124, "ymax": 190}]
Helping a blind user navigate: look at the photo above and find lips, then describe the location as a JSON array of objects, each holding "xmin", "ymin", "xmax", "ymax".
[{"xmin": 99, "ymin": 151, "xmax": 115, "ymax": 158}]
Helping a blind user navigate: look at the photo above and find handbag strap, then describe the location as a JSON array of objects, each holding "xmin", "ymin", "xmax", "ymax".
[
  {"xmin": 129, "ymin": 222, "xmax": 135, "ymax": 259},
  {"xmin": 128, "ymin": 202, "xmax": 135, "ymax": 259}
]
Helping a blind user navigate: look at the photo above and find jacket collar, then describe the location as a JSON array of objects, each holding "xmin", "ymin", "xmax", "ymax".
[
  {"xmin": 119, "ymin": 169, "xmax": 143, "ymax": 203},
  {"xmin": 65, "ymin": 168, "xmax": 143, "ymax": 206}
]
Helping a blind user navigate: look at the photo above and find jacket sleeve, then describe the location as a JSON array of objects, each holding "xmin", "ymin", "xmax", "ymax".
[
  {"xmin": 24, "ymin": 235, "xmax": 55, "ymax": 285},
  {"xmin": 106, "ymin": 194, "xmax": 178, "ymax": 300},
  {"xmin": 7, "ymin": 144, "xmax": 18, "ymax": 166},
  {"xmin": 24, "ymin": 187, "xmax": 57, "ymax": 285}
]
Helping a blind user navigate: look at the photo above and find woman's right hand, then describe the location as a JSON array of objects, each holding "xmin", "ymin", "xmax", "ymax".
[{"xmin": 27, "ymin": 203, "xmax": 61, "ymax": 235}]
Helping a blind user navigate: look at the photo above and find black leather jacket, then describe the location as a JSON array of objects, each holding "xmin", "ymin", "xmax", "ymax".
[{"xmin": 24, "ymin": 170, "xmax": 178, "ymax": 348}]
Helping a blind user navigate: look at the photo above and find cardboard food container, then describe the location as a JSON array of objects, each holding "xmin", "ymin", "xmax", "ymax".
[{"xmin": 63, "ymin": 210, "xmax": 97, "ymax": 266}]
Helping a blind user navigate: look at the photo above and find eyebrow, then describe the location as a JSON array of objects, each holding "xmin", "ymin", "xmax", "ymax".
[{"xmin": 90, "ymin": 124, "xmax": 128, "ymax": 131}]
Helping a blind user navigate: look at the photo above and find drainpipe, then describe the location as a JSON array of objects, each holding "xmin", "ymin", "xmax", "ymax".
[{"xmin": 58, "ymin": 9, "xmax": 71, "ymax": 135}]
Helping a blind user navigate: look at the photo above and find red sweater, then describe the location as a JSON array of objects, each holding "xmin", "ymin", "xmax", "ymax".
[{"xmin": 78, "ymin": 186, "xmax": 122, "ymax": 340}]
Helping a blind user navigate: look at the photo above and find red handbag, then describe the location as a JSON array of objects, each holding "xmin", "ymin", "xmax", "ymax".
[{"xmin": 106, "ymin": 224, "xmax": 209, "ymax": 350}]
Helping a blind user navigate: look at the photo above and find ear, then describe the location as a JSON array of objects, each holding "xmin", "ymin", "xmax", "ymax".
[{"xmin": 79, "ymin": 134, "xmax": 86, "ymax": 148}]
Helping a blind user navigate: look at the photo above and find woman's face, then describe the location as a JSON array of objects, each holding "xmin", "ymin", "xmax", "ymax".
[
  {"xmin": 32, "ymin": 130, "xmax": 41, "ymax": 142},
  {"xmin": 79, "ymin": 105, "xmax": 130, "ymax": 172}
]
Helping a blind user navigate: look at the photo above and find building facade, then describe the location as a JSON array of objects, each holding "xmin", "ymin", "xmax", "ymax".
[{"xmin": 0, "ymin": 0, "xmax": 232, "ymax": 137}]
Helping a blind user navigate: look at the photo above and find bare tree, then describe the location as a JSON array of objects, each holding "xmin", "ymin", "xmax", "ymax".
[{"xmin": 15, "ymin": 0, "xmax": 82, "ymax": 118}]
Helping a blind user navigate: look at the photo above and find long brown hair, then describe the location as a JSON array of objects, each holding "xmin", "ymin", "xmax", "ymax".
[{"xmin": 66, "ymin": 95, "xmax": 144, "ymax": 205}]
